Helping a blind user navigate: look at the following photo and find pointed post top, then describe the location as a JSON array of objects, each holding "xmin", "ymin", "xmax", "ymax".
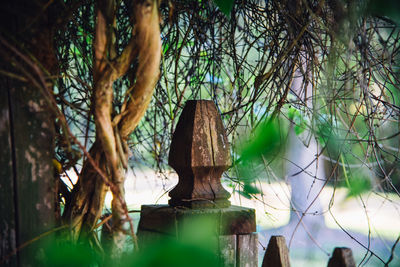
[
  {"xmin": 327, "ymin": 247, "xmax": 356, "ymax": 267},
  {"xmin": 262, "ymin": 235, "xmax": 291, "ymax": 267},
  {"xmin": 168, "ymin": 100, "xmax": 231, "ymax": 208}
]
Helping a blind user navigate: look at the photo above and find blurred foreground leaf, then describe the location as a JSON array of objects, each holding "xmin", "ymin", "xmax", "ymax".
[
  {"xmin": 122, "ymin": 240, "xmax": 220, "ymax": 267},
  {"xmin": 238, "ymin": 184, "xmax": 261, "ymax": 199},
  {"xmin": 289, "ymin": 107, "xmax": 306, "ymax": 136},
  {"xmin": 44, "ymin": 241, "xmax": 100, "ymax": 267},
  {"xmin": 346, "ymin": 176, "xmax": 371, "ymax": 198},
  {"xmin": 366, "ymin": 0, "xmax": 400, "ymax": 24},
  {"xmin": 43, "ymin": 232, "xmax": 220, "ymax": 267},
  {"xmin": 239, "ymin": 119, "xmax": 282, "ymax": 163},
  {"xmin": 235, "ymin": 118, "xmax": 282, "ymax": 198},
  {"xmin": 121, "ymin": 220, "xmax": 221, "ymax": 267},
  {"xmin": 213, "ymin": 0, "xmax": 235, "ymax": 17}
]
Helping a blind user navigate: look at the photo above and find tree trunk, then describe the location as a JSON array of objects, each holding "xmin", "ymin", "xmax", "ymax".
[
  {"xmin": 62, "ymin": 0, "xmax": 161, "ymax": 256},
  {"xmin": 62, "ymin": 141, "xmax": 108, "ymax": 243},
  {"xmin": 286, "ymin": 57, "xmax": 326, "ymax": 240}
]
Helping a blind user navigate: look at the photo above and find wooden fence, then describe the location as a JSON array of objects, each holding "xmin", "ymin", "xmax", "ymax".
[
  {"xmin": 136, "ymin": 100, "xmax": 358, "ymax": 267},
  {"xmin": 0, "ymin": 95, "xmax": 359, "ymax": 266},
  {"xmin": 261, "ymin": 235, "xmax": 356, "ymax": 267}
]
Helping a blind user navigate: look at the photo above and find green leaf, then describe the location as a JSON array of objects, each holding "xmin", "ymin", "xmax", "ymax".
[
  {"xmin": 316, "ymin": 121, "xmax": 331, "ymax": 146},
  {"xmin": 214, "ymin": 0, "xmax": 235, "ymax": 17},
  {"xmin": 238, "ymin": 189, "xmax": 252, "ymax": 199},
  {"xmin": 124, "ymin": 231, "xmax": 220, "ymax": 267},
  {"xmin": 234, "ymin": 118, "xmax": 282, "ymax": 196},
  {"xmin": 288, "ymin": 107, "xmax": 298, "ymax": 120},
  {"xmin": 367, "ymin": 0, "xmax": 400, "ymax": 24},
  {"xmin": 243, "ymin": 183, "xmax": 261, "ymax": 195},
  {"xmin": 44, "ymin": 241, "xmax": 100, "ymax": 266},
  {"xmin": 288, "ymin": 107, "xmax": 306, "ymax": 135},
  {"xmin": 346, "ymin": 176, "xmax": 371, "ymax": 198},
  {"xmin": 162, "ymin": 43, "xmax": 170, "ymax": 54},
  {"xmin": 239, "ymin": 119, "xmax": 281, "ymax": 163},
  {"xmin": 294, "ymin": 124, "xmax": 305, "ymax": 135}
]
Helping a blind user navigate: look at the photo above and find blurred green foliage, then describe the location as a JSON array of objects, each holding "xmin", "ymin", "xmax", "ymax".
[
  {"xmin": 235, "ymin": 118, "xmax": 283, "ymax": 198},
  {"xmin": 239, "ymin": 119, "xmax": 282, "ymax": 163},
  {"xmin": 44, "ymin": 241, "xmax": 101, "ymax": 266},
  {"xmin": 288, "ymin": 107, "xmax": 307, "ymax": 136},
  {"xmin": 346, "ymin": 175, "xmax": 372, "ymax": 198},
  {"xmin": 213, "ymin": 0, "xmax": 235, "ymax": 17},
  {"xmin": 42, "ymin": 216, "xmax": 222, "ymax": 267},
  {"xmin": 366, "ymin": 0, "xmax": 400, "ymax": 24},
  {"xmin": 315, "ymin": 118, "xmax": 343, "ymax": 163},
  {"xmin": 123, "ymin": 239, "xmax": 220, "ymax": 267},
  {"xmin": 42, "ymin": 237, "xmax": 220, "ymax": 267}
]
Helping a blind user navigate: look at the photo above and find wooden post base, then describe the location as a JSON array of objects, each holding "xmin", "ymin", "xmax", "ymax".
[{"xmin": 137, "ymin": 204, "xmax": 258, "ymax": 267}]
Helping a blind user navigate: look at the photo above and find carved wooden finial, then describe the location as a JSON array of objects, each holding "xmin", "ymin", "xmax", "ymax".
[
  {"xmin": 262, "ymin": 235, "xmax": 291, "ymax": 267},
  {"xmin": 168, "ymin": 100, "xmax": 231, "ymax": 208},
  {"xmin": 327, "ymin": 247, "xmax": 356, "ymax": 267}
]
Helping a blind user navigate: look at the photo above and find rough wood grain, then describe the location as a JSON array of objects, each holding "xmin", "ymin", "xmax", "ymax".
[
  {"xmin": 136, "ymin": 229, "xmax": 173, "ymax": 250},
  {"xmin": 237, "ymin": 233, "xmax": 258, "ymax": 267},
  {"xmin": 0, "ymin": 1, "xmax": 60, "ymax": 265},
  {"xmin": 0, "ymin": 80, "xmax": 17, "ymax": 266},
  {"xmin": 137, "ymin": 100, "xmax": 258, "ymax": 266},
  {"xmin": 10, "ymin": 83, "xmax": 55, "ymax": 266},
  {"xmin": 168, "ymin": 100, "xmax": 231, "ymax": 208},
  {"xmin": 262, "ymin": 235, "xmax": 290, "ymax": 267},
  {"xmin": 138, "ymin": 205, "xmax": 256, "ymax": 235},
  {"xmin": 219, "ymin": 235, "xmax": 237, "ymax": 267},
  {"xmin": 0, "ymin": 79, "xmax": 55, "ymax": 266},
  {"xmin": 327, "ymin": 247, "xmax": 356, "ymax": 267}
]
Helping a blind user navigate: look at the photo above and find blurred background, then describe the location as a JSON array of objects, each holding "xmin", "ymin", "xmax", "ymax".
[{"xmin": 52, "ymin": 0, "xmax": 400, "ymax": 265}]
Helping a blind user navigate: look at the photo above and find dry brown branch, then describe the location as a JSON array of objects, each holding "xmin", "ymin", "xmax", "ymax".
[
  {"xmin": 116, "ymin": 0, "xmax": 162, "ymax": 138},
  {"xmin": 62, "ymin": 0, "xmax": 162, "ymax": 255}
]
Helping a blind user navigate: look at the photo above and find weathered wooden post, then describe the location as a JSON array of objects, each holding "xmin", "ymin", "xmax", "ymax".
[
  {"xmin": 168, "ymin": 100, "xmax": 231, "ymax": 208},
  {"xmin": 327, "ymin": 247, "xmax": 356, "ymax": 267},
  {"xmin": 0, "ymin": 78, "xmax": 55, "ymax": 265},
  {"xmin": 261, "ymin": 236, "xmax": 290, "ymax": 267},
  {"xmin": 137, "ymin": 100, "xmax": 258, "ymax": 266}
]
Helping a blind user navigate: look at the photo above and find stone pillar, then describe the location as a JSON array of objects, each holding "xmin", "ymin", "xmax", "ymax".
[{"xmin": 137, "ymin": 100, "xmax": 258, "ymax": 266}]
